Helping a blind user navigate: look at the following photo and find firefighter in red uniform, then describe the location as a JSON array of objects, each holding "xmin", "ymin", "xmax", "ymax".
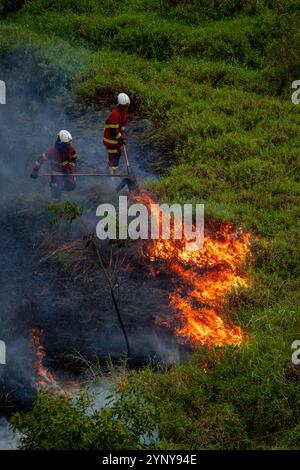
[
  {"xmin": 30, "ymin": 130, "xmax": 78, "ymax": 199},
  {"xmin": 103, "ymin": 93, "xmax": 130, "ymax": 174}
]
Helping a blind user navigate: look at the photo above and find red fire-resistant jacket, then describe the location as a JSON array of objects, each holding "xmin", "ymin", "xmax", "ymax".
[
  {"xmin": 103, "ymin": 106, "xmax": 127, "ymax": 152},
  {"xmin": 33, "ymin": 145, "xmax": 78, "ymax": 174}
]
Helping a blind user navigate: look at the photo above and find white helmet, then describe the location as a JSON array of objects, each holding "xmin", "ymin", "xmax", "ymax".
[
  {"xmin": 117, "ymin": 93, "xmax": 130, "ymax": 106},
  {"xmin": 57, "ymin": 130, "xmax": 72, "ymax": 143}
]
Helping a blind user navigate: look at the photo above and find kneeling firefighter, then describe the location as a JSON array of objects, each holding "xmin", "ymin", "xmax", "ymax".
[{"xmin": 30, "ymin": 130, "xmax": 78, "ymax": 199}]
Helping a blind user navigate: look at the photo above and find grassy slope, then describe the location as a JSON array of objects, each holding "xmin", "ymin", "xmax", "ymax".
[{"xmin": 1, "ymin": 0, "xmax": 300, "ymax": 449}]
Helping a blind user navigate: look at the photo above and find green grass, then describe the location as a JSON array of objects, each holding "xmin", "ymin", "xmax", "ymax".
[
  {"xmin": 13, "ymin": 11, "xmax": 269, "ymax": 65},
  {"xmin": 1, "ymin": 0, "xmax": 300, "ymax": 450},
  {"xmin": 0, "ymin": 23, "xmax": 90, "ymax": 92}
]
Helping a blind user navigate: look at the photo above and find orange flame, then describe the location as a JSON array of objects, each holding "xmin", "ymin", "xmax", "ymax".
[
  {"xmin": 30, "ymin": 327, "xmax": 57, "ymax": 387},
  {"xmin": 134, "ymin": 192, "xmax": 251, "ymax": 347}
]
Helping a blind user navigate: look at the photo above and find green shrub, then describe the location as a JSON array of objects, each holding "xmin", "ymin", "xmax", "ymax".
[{"xmin": 11, "ymin": 387, "xmax": 157, "ymax": 450}]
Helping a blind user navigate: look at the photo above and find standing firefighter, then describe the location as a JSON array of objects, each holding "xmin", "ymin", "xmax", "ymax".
[
  {"xmin": 30, "ymin": 130, "xmax": 78, "ymax": 199},
  {"xmin": 103, "ymin": 93, "xmax": 130, "ymax": 174}
]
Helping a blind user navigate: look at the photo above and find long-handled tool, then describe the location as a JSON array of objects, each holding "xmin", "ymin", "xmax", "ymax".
[
  {"xmin": 38, "ymin": 145, "xmax": 139, "ymax": 191},
  {"xmin": 115, "ymin": 144, "xmax": 139, "ymax": 193},
  {"xmin": 38, "ymin": 172, "xmax": 129, "ymax": 177}
]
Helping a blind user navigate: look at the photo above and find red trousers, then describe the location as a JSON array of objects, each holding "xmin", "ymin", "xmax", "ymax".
[
  {"xmin": 107, "ymin": 148, "xmax": 121, "ymax": 167},
  {"xmin": 50, "ymin": 167, "xmax": 76, "ymax": 199}
]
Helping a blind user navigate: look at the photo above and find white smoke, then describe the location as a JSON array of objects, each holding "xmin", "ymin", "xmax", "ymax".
[{"xmin": 0, "ymin": 417, "xmax": 20, "ymax": 450}]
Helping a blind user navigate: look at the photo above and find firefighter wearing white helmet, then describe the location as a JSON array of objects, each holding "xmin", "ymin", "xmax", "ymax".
[
  {"xmin": 57, "ymin": 129, "xmax": 72, "ymax": 143},
  {"xmin": 103, "ymin": 93, "xmax": 130, "ymax": 174},
  {"xmin": 117, "ymin": 93, "xmax": 130, "ymax": 106},
  {"xmin": 30, "ymin": 129, "xmax": 79, "ymax": 199}
]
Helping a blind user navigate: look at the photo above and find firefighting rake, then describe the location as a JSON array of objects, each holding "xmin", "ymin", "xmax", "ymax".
[{"xmin": 38, "ymin": 145, "xmax": 139, "ymax": 192}]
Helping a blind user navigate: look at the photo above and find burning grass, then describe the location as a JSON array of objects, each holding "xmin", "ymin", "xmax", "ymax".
[
  {"xmin": 135, "ymin": 192, "xmax": 251, "ymax": 348},
  {"xmin": 30, "ymin": 327, "xmax": 81, "ymax": 394},
  {"xmin": 39, "ymin": 193, "xmax": 251, "ymax": 351},
  {"xmin": 30, "ymin": 327, "xmax": 57, "ymax": 388}
]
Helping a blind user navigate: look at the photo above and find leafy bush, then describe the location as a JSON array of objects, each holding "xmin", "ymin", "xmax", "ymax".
[{"xmin": 11, "ymin": 387, "xmax": 157, "ymax": 450}]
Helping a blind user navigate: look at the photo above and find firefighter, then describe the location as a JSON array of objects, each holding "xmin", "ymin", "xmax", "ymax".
[
  {"xmin": 103, "ymin": 93, "xmax": 130, "ymax": 174},
  {"xmin": 30, "ymin": 130, "xmax": 78, "ymax": 199}
]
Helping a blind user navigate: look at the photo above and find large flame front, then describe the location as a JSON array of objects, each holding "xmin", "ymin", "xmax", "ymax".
[{"xmin": 135, "ymin": 193, "xmax": 251, "ymax": 347}]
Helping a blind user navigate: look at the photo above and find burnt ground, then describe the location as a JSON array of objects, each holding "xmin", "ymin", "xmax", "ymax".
[
  {"xmin": 0, "ymin": 197, "xmax": 190, "ymax": 408},
  {"xmin": 0, "ymin": 55, "xmax": 191, "ymax": 408}
]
